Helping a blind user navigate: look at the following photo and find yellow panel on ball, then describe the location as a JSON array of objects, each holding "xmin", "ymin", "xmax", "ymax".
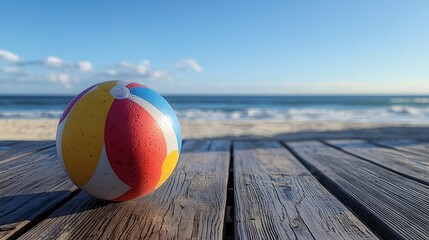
[
  {"xmin": 156, "ymin": 150, "xmax": 179, "ymax": 188},
  {"xmin": 61, "ymin": 81, "xmax": 116, "ymax": 186}
]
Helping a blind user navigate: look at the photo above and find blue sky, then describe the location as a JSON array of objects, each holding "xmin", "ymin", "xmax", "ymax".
[{"xmin": 0, "ymin": 1, "xmax": 428, "ymax": 95}]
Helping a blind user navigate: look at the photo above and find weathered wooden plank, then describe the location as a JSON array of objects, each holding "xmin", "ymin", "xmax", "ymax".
[
  {"xmin": 19, "ymin": 140, "xmax": 230, "ymax": 240},
  {"xmin": 375, "ymin": 139, "xmax": 429, "ymax": 156},
  {"xmin": 0, "ymin": 141, "xmax": 55, "ymax": 164},
  {"xmin": 234, "ymin": 141, "xmax": 377, "ymax": 240},
  {"xmin": 287, "ymin": 141, "xmax": 429, "ymax": 240},
  {"xmin": 0, "ymin": 146, "xmax": 77, "ymax": 239},
  {"xmin": 326, "ymin": 139, "xmax": 429, "ymax": 185},
  {"xmin": 0, "ymin": 141, "xmax": 19, "ymax": 147}
]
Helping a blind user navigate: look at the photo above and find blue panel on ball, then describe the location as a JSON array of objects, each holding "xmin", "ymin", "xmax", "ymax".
[{"xmin": 130, "ymin": 87, "xmax": 182, "ymax": 151}]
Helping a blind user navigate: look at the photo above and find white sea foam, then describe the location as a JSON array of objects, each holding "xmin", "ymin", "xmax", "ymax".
[
  {"xmin": 389, "ymin": 105, "xmax": 420, "ymax": 115},
  {"xmin": 2, "ymin": 106, "xmax": 429, "ymax": 123},
  {"xmin": 1, "ymin": 96, "xmax": 429, "ymax": 124},
  {"xmin": 391, "ymin": 97, "xmax": 429, "ymax": 104},
  {"xmin": 175, "ymin": 105, "xmax": 429, "ymax": 123},
  {"xmin": 0, "ymin": 110, "xmax": 63, "ymax": 119}
]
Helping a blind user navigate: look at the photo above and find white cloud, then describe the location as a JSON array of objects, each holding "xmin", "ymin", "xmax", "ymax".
[
  {"xmin": 104, "ymin": 60, "xmax": 167, "ymax": 80},
  {"xmin": 136, "ymin": 61, "xmax": 149, "ymax": 74},
  {"xmin": 105, "ymin": 69, "xmax": 118, "ymax": 76},
  {"xmin": 0, "ymin": 66, "xmax": 31, "ymax": 78},
  {"xmin": 49, "ymin": 73, "xmax": 71, "ymax": 88},
  {"xmin": 152, "ymin": 71, "xmax": 167, "ymax": 79},
  {"xmin": 0, "ymin": 49, "xmax": 20, "ymax": 62},
  {"xmin": 118, "ymin": 62, "xmax": 133, "ymax": 68},
  {"xmin": 175, "ymin": 58, "xmax": 202, "ymax": 72},
  {"xmin": 77, "ymin": 61, "xmax": 93, "ymax": 72},
  {"xmin": 18, "ymin": 57, "xmax": 93, "ymax": 74},
  {"xmin": 0, "ymin": 52, "xmax": 188, "ymax": 90},
  {"xmin": 44, "ymin": 56, "xmax": 64, "ymax": 68}
]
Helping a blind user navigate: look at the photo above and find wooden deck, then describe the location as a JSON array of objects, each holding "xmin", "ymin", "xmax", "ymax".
[{"xmin": 1, "ymin": 139, "xmax": 429, "ymax": 239}]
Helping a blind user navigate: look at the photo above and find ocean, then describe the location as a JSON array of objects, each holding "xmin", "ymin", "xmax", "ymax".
[{"xmin": 0, "ymin": 95, "xmax": 429, "ymax": 123}]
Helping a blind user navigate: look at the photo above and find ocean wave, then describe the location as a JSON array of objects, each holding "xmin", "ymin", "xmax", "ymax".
[
  {"xmin": 389, "ymin": 105, "xmax": 420, "ymax": 115},
  {"xmin": 0, "ymin": 110, "xmax": 63, "ymax": 119},
  {"xmin": 390, "ymin": 97, "xmax": 429, "ymax": 104},
  {"xmin": 176, "ymin": 105, "xmax": 429, "ymax": 123},
  {"xmin": 1, "ymin": 105, "xmax": 429, "ymax": 123}
]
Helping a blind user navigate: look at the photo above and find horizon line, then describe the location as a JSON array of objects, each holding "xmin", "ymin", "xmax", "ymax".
[{"xmin": 1, "ymin": 93, "xmax": 429, "ymax": 97}]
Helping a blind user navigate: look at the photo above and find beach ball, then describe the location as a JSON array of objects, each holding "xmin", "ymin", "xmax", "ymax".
[{"xmin": 56, "ymin": 80, "xmax": 182, "ymax": 201}]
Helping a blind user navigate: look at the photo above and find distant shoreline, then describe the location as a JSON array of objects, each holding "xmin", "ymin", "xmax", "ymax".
[
  {"xmin": 1, "ymin": 119, "xmax": 429, "ymax": 141},
  {"xmin": 2, "ymin": 94, "xmax": 429, "ymax": 98}
]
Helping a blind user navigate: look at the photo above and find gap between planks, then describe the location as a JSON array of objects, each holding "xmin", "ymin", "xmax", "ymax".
[
  {"xmin": 223, "ymin": 142, "xmax": 235, "ymax": 240},
  {"xmin": 370, "ymin": 139, "xmax": 429, "ymax": 157},
  {"xmin": 234, "ymin": 140, "xmax": 377, "ymax": 240},
  {"xmin": 284, "ymin": 140, "xmax": 429, "ymax": 240},
  {"xmin": 324, "ymin": 139, "xmax": 429, "ymax": 186}
]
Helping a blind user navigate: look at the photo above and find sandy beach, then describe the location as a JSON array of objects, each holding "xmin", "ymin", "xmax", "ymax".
[{"xmin": 1, "ymin": 119, "xmax": 429, "ymax": 141}]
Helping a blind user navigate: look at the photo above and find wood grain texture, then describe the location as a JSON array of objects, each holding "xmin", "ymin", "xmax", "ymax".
[
  {"xmin": 287, "ymin": 141, "xmax": 429, "ymax": 240},
  {"xmin": 19, "ymin": 140, "xmax": 230, "ymax": 240},
  {"xmin": 0, "ymin": 141, "xmax": 54, "ymax": 164},
  {"xmin": 326, "ymin": 139, "xmax": 429, "ymax": 185},
  {"xmin": 375, "ymin": 139, "xmax": 429, "ymax": 156},
  {"xmin": 234, "ymin": 141, "xmax": 377, "ymax": 240},
  {"xmin": 0, "ymin": 141, "xmax": 19, "ymax": 147},
  {"xmin": 0, "ymin": 145, "xmax": 76, "ymax": 240}
]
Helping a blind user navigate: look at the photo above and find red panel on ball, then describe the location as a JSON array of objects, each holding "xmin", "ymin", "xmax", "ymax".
[
  {"xmin": 126, "ymin": 82, "xmax": 147, "ymax": 89},
  {"xmin": 105, "ymin": 98, "xmax": 167, "ymax": 199}
]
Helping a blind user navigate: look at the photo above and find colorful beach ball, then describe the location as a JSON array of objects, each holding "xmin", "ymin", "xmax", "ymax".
[{"xmin": 56, "ymin": 81, "xmax": 182, "ymax": 201}]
